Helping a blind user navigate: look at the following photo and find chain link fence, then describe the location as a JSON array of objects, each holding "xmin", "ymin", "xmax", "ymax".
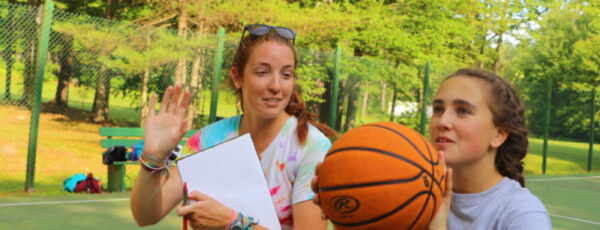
[
  {"xmin": 0, "ymin": 2, "xmax": 241, "ymax": 194},
  {"xmin": 1, "ymin": 1, "xmax": 598, "ymax": 194}
]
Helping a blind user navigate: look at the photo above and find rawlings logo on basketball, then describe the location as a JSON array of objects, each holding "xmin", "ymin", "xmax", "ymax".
[
  {"xmin": 422, "ymin": 175, "xmax": 430, "ymax": 187},
  {"xmin": 331, "ymin": 196, "xmax": 360, "ymax": 213}
]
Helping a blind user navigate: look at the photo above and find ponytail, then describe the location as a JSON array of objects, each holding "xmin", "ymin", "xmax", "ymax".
[{"xmin": 285, "ymin": 89, "xmax": 337, "ymax": 145}]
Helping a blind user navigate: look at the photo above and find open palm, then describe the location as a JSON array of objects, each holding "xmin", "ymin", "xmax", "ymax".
[{"xmin": 143, "ymin": 85, "xmax": 191, "ymax": 162}]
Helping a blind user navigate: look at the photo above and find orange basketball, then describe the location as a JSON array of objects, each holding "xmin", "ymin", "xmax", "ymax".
[{"xmin": 318, "ymin": 122, "xmax": 446, "ymax": 230}]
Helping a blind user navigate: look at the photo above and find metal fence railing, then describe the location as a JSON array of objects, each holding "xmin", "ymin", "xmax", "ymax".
[{"xmin": 0, "ymin": 0, "xmax": 598, "ymax": 194}]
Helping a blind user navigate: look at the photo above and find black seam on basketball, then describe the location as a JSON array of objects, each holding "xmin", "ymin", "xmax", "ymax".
[
  {"xmin": 318, "ymin": 171, "xmax": 423, "ymax": 192},
  {"xmin": 418, "ymin": 134, "xmax": 442, "ymax": 230},
  {"xmin": 330, "ymin": 191, "xmax": 433, "ymax": 227},
  {"xmin": 407, "ymin": 175, "xmax": 432, "ymax": 230},
  {"xmin": 426, "ymin": 195, "xmax": 438, "ymax": 227},
  {"xmin": 326, "ymin": 147, "xmax": 437, "ymax": 180},
  {"xmin": 420, "ymin": 134, "xmax": 444, "ymax": 200},
  {"xmin": 363, "ymin": 124, "xmax": 436, "ymax": 165}
]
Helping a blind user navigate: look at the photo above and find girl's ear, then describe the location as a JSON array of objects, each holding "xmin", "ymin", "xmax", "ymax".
[
  {"xmin": 230, "ymin": 67, "xmax": 242, "ymax": 89},
  {"xmin": 490, "ymin": 128, "xmax": 509, "ymax": 149}
]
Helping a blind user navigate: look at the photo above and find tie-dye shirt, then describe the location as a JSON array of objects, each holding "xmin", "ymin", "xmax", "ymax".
[{"xmin": 180, "ymin": 115, "xmax": 331, "ymax": 230}]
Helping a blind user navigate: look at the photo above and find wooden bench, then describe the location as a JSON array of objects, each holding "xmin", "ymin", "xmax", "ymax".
[{"xmin": 99, "ymin": 127, "xmax": 198, "ymax": 192}]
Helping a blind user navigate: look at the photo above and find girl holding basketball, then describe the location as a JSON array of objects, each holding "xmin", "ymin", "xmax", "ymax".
[
  {"xmin": 312, "ymin": 68, "xmax": 551, "ymax": 230},
  {"xmin": 426, "ymin": 68, "xmax": 551, "ymax": 229},
  {"xmin": 131, "ymin": 24, "xmax": 335, "ymax": 230}
]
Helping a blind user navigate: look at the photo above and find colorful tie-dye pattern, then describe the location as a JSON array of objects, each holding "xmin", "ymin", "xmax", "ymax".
[{"xmin": 179, "ymin": 115, "xmax": 331, "ymax": 230}]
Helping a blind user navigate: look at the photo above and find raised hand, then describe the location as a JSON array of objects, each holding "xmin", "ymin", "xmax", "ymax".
[{"xmin": 142, "ymin": 85, "xmax": 191, "ymax": 163}]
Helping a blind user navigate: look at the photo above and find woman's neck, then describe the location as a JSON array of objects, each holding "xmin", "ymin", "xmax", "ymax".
[
  {"xmin": 239, "ymin": 112, "xmax": 292, "ymax": 154},
  {"xmin": 451, "ymin": 150, "xmax": 504, "ymax": 194}
]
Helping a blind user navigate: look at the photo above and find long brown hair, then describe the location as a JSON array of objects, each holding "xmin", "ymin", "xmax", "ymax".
[
  {"xmin": 231, "ymin": 29, "xmax": 336, "ymax": 144},
  {"xmin": 446, "ymin": 68, "xmax": 528, "ymax": 187}
]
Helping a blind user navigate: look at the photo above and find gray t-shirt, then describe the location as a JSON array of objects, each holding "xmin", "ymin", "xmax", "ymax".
[{"xmin": 449, "ymin": 177, "xmax": 551, "ymax": 230}]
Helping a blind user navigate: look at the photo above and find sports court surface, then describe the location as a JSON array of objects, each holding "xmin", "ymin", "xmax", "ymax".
[{"xmin": 0, "ymin": 174, "xmax": 598, "ymax": 229}]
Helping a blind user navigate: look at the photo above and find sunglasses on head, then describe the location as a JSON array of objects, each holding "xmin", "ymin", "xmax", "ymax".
[{"xmin": 240, "ymin": 24, "xmax": 296, "ymax": 44}]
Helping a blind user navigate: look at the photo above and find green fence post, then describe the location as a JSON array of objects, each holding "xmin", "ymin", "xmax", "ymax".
[
  {"xmin": 419, "ymin": 62, "xmax": 430, "ymax": 135},
  {"xmin": 588, "ymin": 87, "xmax": 596, "ymax": 172},
  {"xmin": 542, "ymin": 78, "xmax": 552, "ymax": 175},
  {"xmin": 208, "ymin": 27, "xmax": 225, "ymax": 124},
  {"xmin": 25, "ymin": 0, "xmax": 54, "ymax": 193},
  {"xmin": 329, "ymin": 45, "xmax": 342, "ymax": 130}
]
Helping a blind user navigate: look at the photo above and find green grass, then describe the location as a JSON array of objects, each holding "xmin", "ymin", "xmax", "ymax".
[
  {"xmin": 526, "ymin": 174, "xmax": 600, "ymax": 230},
  {"xmin": 0, "ymin": 193, "xmax": 181, "ymax": 230},
  {"xmin": 526, "ymin": 138, "xmax": 600, "ymax": 175},
  {"xmin": 1, "ymin": 174, "xmax": 597, "ymax": 229}
]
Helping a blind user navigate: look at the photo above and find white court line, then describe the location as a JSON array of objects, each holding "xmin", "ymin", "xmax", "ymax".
[
  {"xmin": 0, "ymin": 198, "xmax": 129, "ymax": 207},
  {"xmin": 527, "ymin": 176, "xmax": 600, "ymax": 182},
  {"xmin": 551, "ymin": 214, "xmax": 600, "ymax": 226}
]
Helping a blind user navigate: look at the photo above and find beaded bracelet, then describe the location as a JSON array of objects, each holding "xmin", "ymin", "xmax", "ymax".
[
  {"xmin": 139, "ymin": 154, "xmax": 167, "ymax": 174},
  {"xmin": 224, "ymin": 209, "xmax": 237, "ymax": 230}
]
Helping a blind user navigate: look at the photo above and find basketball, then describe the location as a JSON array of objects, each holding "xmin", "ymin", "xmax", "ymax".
[{"xmin": 317, "ymin": 122, "xmax": 446, "ymax": 230}]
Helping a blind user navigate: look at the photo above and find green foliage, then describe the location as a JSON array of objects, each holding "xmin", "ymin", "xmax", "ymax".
[{"xmin": 510, "ymin": 1, "xmax": 600, "ymax": 140}]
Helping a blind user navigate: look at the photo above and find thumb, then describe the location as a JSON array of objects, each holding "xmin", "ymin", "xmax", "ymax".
[
  {"xmin": 188, "ymin": 190, "xmax": 211, "ymax": 201},
  {"xmin": 444, "ymin": 168, "xmax": 453, "ymax": 201},
  {"xmin": 177, "ymin": 202, "xmax": 194, "ymax": 217}
]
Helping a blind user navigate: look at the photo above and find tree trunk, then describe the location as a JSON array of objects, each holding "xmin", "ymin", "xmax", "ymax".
[
  {"xmin": 389, "ymin": 85, "xmax": 398, "ymax": 122},
  {"xmin": 174, "ymin": 0, "xmax": 188, "ymax": 85},
  {"xmin": 188, "ymin": 51, "xmax": 202, "ymax": 128},
  {"xmin": 104, "ymin": 0, "xmax": 116, "ymax": 19},
  {"xmin": 493, "ymin": 32, "xmax": 504, "ymax": 73},
  {"xmin": 3, "ymin": 7, "xmax": 16, "ymax": 100},
  {"xmin": 140, "ymin": 67, "xmax": 150, "ymax": 127},
  {"xmin": 343, "ymin": 75, "xmax": 360, "ymax": 132},
  {"xmin": 319, "ymin": 69, "xmax": 333, "ymax": 125},
  {"xmin": 380, "ymin": 81, "xmax": 387, "ymax": 112},
  {"xmin": 335, "ymin": 80, "xmax": 346, "ymax": 131},
  {"xmin": 54, "ymin": 33, "xmax": 74, "ymax": 108},
  {"xmin": 361, "ymin": 84, "xmax": 369, "ymax": 119},
  {"xmin": 92, "ymin": 66, "xmax": 110, "ymax": 122},
  {"xmin": 140, "ymin": 34, "xmax": 152, "ymax": 127},
  {"xmin": 22, "ymin": 24, "xmax": 37, "ymax": 108}
]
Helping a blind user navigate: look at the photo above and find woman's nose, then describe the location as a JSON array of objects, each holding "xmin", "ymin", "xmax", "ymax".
[{"xmin": 267, "ymin": 74, "xmax": 281, "ymax": 94}]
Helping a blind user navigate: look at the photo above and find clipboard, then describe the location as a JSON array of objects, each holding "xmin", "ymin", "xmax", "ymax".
[{"xmin": 176, "ymin": 133, "xmax": 281, "ymax": 230}]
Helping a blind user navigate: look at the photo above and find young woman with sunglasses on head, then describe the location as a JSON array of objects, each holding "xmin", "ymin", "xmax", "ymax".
[
  {"xmin": 130, "ymin": 24, "xmax": 336, "ymax": 230},
  {"xmin": 311, "ymin": 68, "xmax": 550, "ymax": 229}
]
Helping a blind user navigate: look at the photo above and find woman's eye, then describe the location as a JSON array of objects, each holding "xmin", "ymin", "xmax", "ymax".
[
  {"xmin": 457, "ymin": 107, "xmax": 471, "ymax": 115},
  {"xmin": 256, "ymin": 70, "xmax": 267, "ymax": 76},
  {"xmin": 283, "ymin": 72, "xmax": 294, "ymax": 79},
  {"xmin": 432, "ymin": 106, "xmax": 444, "ymax": 114}
]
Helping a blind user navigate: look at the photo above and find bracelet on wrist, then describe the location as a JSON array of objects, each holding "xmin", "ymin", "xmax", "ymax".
[{"xmin": 139, "ymin": 154, "xmax": 166, "ymax": 173}]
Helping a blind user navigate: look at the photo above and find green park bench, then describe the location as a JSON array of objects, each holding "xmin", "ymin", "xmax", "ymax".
[{"xmin": 99, "ymin": 127, "xmax": 198, "ymax": 192}]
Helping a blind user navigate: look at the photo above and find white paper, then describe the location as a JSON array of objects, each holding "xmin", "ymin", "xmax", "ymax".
[{"xmin": 176, "ymin": 134, "xmax": 281, "ymax": 230}]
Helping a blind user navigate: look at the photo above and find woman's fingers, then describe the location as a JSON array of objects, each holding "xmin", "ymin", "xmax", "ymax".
[
  {"xmin": 168, "ymin": 85, "xmax": 182, "ymax": 114},
  {"xmin": 445, "ymin": 168, "xmax": 453, "ymax": 199},
  {"xmin": 147, "ymin": 93, "xmax": 157, "ymax": 118},
  {"xmin": 177, "ymin": 91, "xmax": 191, "ymax": 118},
  {"xmin": 176, "ymin": 202, "xmax": 194, "ymax": 217},
  {"xmin": 157, "ymin": 85, "xmax": 192, "ymax": 116},
  {"xmin": 159, "ymin": 86, "xmax": 173, "ymax": 114}
]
